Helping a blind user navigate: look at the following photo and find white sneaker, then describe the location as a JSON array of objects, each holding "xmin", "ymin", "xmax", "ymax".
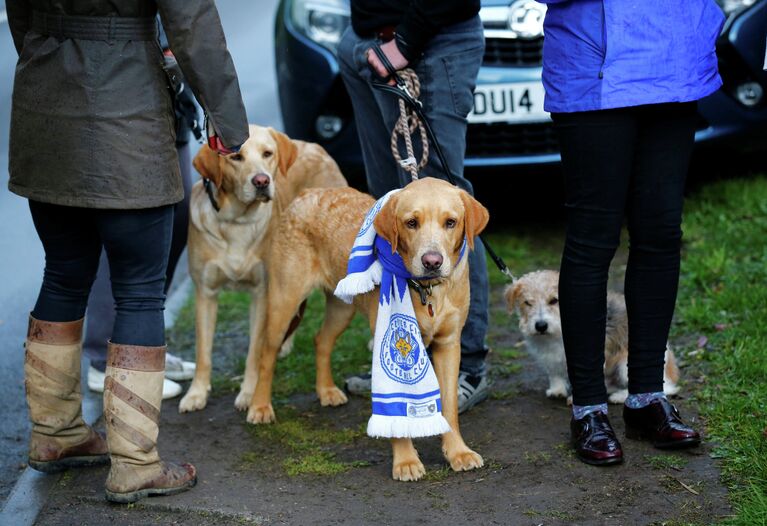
[
  {"xmin": 164, "ymin": 352, "xmax": 196, "ymax": 381},
  {"xmin": 87, "ymin": 366, "xmax": 182, "ymax": 400}
]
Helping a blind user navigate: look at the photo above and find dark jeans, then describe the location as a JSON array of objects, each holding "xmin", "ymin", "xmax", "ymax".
[
  {"xmin": 553, "ymin": 102, "xmax": 697, "ymax": 406},
  {"xmin": 338, "ymin": 17, "xmax": 490, "ymax": 375},
  {"xmin": 84, "ymin": 143, "xmax": 193, "ymax": 370},
  {"xmin": 29, "ymin": 201, "xmax": 174, "ymax": 348}
]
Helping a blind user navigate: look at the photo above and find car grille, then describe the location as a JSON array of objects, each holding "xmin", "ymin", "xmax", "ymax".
[
  {"xmin": 466, "ymin": 121, "xmax": 559, "ymax": 158},
  {"xmin": 483, "ymin": 37, "xmax": 544, "ymax": 67}
]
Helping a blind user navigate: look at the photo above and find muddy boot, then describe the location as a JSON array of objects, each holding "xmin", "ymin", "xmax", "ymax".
[
  {"xmin": 103, "ymin": 342, "xmax": 196, "ymax": 504},
  {"xmin": 25, "ymin": 316, "xmax": 109, "ymax": 473}
]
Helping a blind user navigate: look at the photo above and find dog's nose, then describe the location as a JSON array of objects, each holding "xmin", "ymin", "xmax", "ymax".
[
  {"xmin": 252, "ymin": 174, "xmax": 270, "ymax": 188},
  {"xmin": 421, "ymin": 252, "xmax": 443, "ymax": 271},
  {"xmin": 535, "ymin": 321, "xmax": 548, "ymax": 334}
]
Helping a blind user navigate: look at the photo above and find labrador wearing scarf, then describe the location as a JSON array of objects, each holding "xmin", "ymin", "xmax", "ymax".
[{"xmin": 247, "ymin": 178, "xmax": 489, "ymax": 481}]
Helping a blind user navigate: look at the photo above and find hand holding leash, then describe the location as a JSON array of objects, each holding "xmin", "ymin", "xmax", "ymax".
[{"xmin": 366, "ymin": 40, "xmax": 408, "ymax": 85}]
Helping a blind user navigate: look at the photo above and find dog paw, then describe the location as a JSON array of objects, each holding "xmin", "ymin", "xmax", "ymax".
[
  {"xmin": 234, "ymin": 389, "xmax": 254, "ymax": 412},
  {"xmin": 179, "ymin": 390, "xmax": 208, "ymax": 413},
  {"xmin": 447, "ymin": 449, "xmax": 484, "ymax": 472},
  {"xmin": 546, "ymin": 387, "xmax": 569, "ymax": 399},
  {"xmin": 392, "ymin": 459, "xmax": 426, "ymax": 482},
  {"xmin": 318, "ymin": 386, "xmax": 348, "ymax": 407},
  {"xmin": 608, "ymin": 389, "xmax": 628, "ymax": 404},
  {"xmin": 246, "ymin": 404, "xmax": 276, "ymax": 424}
]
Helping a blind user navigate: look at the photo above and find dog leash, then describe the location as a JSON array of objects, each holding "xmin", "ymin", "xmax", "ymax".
[{"xmin": 370, "ymin": 43, "xmax": 515, "ymax": 282}]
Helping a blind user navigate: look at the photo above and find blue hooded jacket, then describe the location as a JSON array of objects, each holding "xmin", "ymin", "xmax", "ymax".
[{"xmin": 540, "ymin": 0, "xmax": 726, "ymax": 113}]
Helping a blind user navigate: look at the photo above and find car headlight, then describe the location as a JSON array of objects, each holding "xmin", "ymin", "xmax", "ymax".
[
  {"xmin": 715, "ymin": 0, "xmax": 758, "ymax": 15},
  {"xmin": 290, "ymin": 0, "xmax": 350, "ymax": 53}
]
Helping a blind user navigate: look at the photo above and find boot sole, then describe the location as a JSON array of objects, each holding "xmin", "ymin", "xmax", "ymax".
[
  {"xmin": 28, "ymin": 454, "xmax": 110, "ymax": 474},
  {"xmin": 105, "ymin": 476, "xmax": 197, "ymax": 504},
  {"xmin": 625, "ymin": 427, "xmax": 701, "ymax": 449},
  {"xmin": 575, "ymin": 452, "xmax": 624, "ymax": 466}
]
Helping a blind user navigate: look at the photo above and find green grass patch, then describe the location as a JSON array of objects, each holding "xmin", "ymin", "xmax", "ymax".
[
  {"xmin": 674, "ymin": 176, "xmax": 767, "ymax": 524},
  {"xmin": 482, "ymin": 225, "xmax": 563, "ymax": 287},
  {"xmin": 243, "ymin": 408, "xmax": 366, "ymax": 477}
]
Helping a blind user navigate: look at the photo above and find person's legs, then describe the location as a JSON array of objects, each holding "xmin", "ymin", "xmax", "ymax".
[
  {"xmin": 84, "ymin": 251, "xmax": 113, "ymax": 373},
  {"xmin": 94, "ymin": 205, "xmax": 196, "ymax": 502},
  {"xmin": 96, "ymin": 206, "xmax": 173, "ymax": 346},
  {"xmin": 553, "ymin": 109, "xmax": 637, "ymax": 409},
  {"xmin": 25, "ymin": 201, "xmax": 109, "ymax": 472},
  {"xmin": 86, "ymin": 142, "xmax": 193, "ymax": 385},
  {"xmin": 29, "ymin": 201, "xmax": 102, "ymax": 322},
  {"xmin": 624, "ymin": 102, "xmax": 696, "ymax": 398}
]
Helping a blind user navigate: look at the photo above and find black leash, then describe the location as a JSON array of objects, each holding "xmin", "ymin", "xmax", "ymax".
[{"xmin": 370, "ymin": 44, "xmax": 514, "ymax": 282}]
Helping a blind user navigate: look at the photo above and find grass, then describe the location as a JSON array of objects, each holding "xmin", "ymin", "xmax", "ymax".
[
  {"xmin": 672, "ymin": 176, "xmax": 767, "ymax": 525},
  {"xmin": 242, "ymin": 408, "xmax": 367, "ymax": 476}
]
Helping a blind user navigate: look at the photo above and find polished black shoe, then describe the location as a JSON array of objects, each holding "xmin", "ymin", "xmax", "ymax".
[
  {"xmin": 570, "ymin": 411, "xmax": 624, "ymax": 466},
  {"xmin": 623, "ymin": 398, "xmax": 701, "ymax": 449}
]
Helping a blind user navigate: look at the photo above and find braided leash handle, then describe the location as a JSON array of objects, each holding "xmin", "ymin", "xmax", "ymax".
[{"xmin": 390, "ymin": 69, "xmax": 429, "ymax": 182}]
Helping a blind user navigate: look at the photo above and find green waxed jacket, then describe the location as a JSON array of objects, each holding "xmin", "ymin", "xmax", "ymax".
[{"xmin": 6, "ymin": 0, "xmax": 249, "ymax": 209}]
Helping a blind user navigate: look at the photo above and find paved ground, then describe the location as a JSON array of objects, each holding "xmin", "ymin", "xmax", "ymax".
[{"xmin": 0, "ymin": 0, "xmax": 281, "ymax": 504}]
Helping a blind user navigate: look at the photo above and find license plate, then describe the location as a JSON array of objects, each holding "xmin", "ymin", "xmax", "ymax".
[{"xmin": 468, "ymin": 82, "xmax": 550, "ymax": 124}]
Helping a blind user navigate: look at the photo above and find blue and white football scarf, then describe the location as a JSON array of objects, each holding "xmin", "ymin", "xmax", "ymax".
[{"xmin": 335, "ymin": 190, "xmax": 465, "ymax": 438}]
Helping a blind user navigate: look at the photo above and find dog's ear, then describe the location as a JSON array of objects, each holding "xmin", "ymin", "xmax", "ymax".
[
  {"xmin": 459, "ymin": 191, "xmax": 490, "ymax": 250},
  {"xmin": 374, "ymin": 194, "xmax": 399, "ymax": 254},
  {"xmin": 504, "ymin": 281, "xmax": 523, "ymax": 313},
  {"xmin": 193, "ymin": 144, "xmax": 223, "ymax": 188},
  {"xmin": 269, "ymin": 128, "xmax": 299, "ymax": 177}
]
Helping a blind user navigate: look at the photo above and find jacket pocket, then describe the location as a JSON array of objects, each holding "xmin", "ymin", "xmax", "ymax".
[{"xmin": 441, "ymin": 45, "xmax": 484, "ymax": 118}]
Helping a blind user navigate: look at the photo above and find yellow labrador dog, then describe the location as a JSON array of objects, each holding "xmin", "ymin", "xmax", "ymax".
[
  {"xmin": 180, "ymin": 125, "xmax": 347, "ymax": 413},
  {"xmin": 247, "ymin": 178, "xmax": 489, "ymax": 481}
]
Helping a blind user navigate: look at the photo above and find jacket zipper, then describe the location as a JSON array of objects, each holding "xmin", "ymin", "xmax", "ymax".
[{"xmin": 599, "ymin": 0, "xmax": 607, "ymax": 79}]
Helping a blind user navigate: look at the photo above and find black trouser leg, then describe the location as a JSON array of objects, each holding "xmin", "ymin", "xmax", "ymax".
[
  {"xmin": 624, "ymin": 103, "xmax": 696, "ymax": 394},
  {"xmin": 553, "ymin": 109, "xmax": 636, "ymax": 407},
  {"xmin": 97, "ymin": 206, "xmax": 173, "ymax": 347},
  {"xmin": 554, "ymin": 103, "xmax": 696, "ymax": 406},
  {"xmin": 29, "ymin": 202, "xmax": 102, "ymax": 322}
]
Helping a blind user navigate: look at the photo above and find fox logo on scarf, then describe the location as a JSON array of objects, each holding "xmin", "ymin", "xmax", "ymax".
[
  {"xmin": 382, "ymin": 314, "xmax": 429, "ymax": 385},
  {"xmin": 334, "ymin": 190, "xmax": 464, "ymax": 439}
]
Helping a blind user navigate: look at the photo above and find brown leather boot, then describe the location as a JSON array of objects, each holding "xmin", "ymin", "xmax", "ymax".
[
  {"xmin": 103, "ymin": 342, "xmax": 196, "ymax": 504},
  {"xmin": 25, "ymin": 316, "xmax": 109, "ymax": 473}
]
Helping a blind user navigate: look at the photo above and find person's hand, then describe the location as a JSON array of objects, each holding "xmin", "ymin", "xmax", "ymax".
[{"xmin": 366, "ymin": 40, "xmax": 409, "ymax": 85}]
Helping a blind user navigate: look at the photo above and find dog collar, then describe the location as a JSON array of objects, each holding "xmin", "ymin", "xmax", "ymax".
[{"xmin": 203, "ymin": 178, "xmax": 221, "ymax": 212}]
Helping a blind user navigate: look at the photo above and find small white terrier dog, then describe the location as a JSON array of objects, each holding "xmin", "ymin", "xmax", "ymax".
[{"xmin": 504, "ymin": 270, "xmax": 680, "ymax": 404}]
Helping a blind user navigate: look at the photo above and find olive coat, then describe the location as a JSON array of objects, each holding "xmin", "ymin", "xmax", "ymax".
[{"xmin": 6, "ymin": 0, "xmax": 249, "ymax": 209}]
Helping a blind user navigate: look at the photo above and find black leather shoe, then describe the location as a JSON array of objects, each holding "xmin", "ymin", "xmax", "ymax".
[
  {"xmin": 623, "ymin": 398, "xmax": 701, "ymax": 449},
  {"xmin": 570, "ymin": 411, "xmax": 624, "ymax": 466}
]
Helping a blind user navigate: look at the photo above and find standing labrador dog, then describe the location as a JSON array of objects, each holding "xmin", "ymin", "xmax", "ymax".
[
  {"xmin": 180, "ymin": 125, "xmax": 347, "ymax": 413},
  {"xmin": 247, "ymin": 178, "xmax": 489, "ymax": 481}
]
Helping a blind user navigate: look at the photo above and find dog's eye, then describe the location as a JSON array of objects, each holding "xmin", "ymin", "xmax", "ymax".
[
  {"xmin": 524, "ymin": 300, "xmax": 532, "ymax": 307},
  {"xmin": 445, "ymin": 218, "xmax": 457, "ymax": 229},
  {"xmin": 262, "ymin": 150, "xmax": 273, "ymax": 159},
  {"xmin": 229, "ymin": 153, "xmax": 243, "ymax": 162},
  {"xmin": 549, "ymin": 298, "xmax": 559, "ymax": 305},
  {"xmin": 405, "ymin": 218, "xmax": 418, "ymax": 229}
]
